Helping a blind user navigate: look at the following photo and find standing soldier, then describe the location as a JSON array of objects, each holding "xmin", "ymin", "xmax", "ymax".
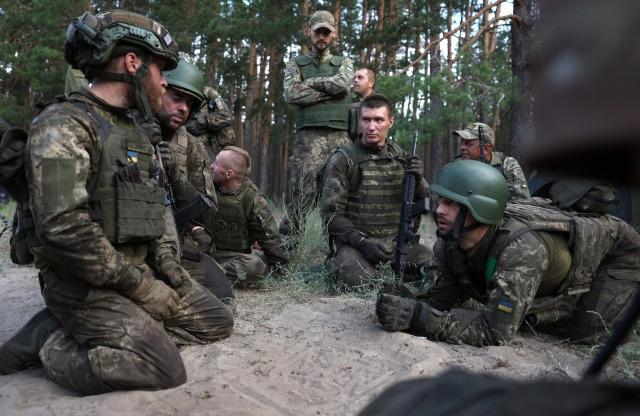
[
  {"xmin": 0, "ymin": 11, "xmax": 233, "ymax": 394},
  {"xmin": 348, "ymin": 67, "xmax": 376, "ymax": 140},
  {"xmin": 279, "ymin": 10, "xmax": 355, "ymax": 247}
]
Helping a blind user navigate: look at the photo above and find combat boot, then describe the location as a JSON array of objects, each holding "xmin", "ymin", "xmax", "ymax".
[{"xmin": 0, "ymin": 308, "xmax": 62, "ymax": 375}]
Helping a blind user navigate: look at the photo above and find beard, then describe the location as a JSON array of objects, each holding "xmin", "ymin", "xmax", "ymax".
[{"xmin": 141, "ymin": 74, "xmax": 166, "ymax": 113}]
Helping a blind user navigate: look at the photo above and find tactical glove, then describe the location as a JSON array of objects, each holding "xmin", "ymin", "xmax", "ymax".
[
  {"xmin": 378, "ymin": 280, "xmax": 416, "ymax": 299},
  {"xmin": 129, "ymin": 276, "xmax": 180, "ymax": 321},
  {"xmin": 184, "ymin": 112, "xmax": 208, "ymax": 137},
  {"xmin": 359, "ymin": 238, "xmax": 394, "ymax": 264},
  {"xmin": 157, "ymin": 142, "xmax": 179, "ymax": 181},
  {"xmin": 191, "ymin": 227, "xmax": 213, "ymax": 250},
  {"xmin": 405, "ymin": 154, "xmax": 424, "ymax": 178},
  {"xmin": 376, "ymin": 293, "xmax": 431, "ymax": 332},
  {"xmin": 158, "ymin": 258, "xmax": 193, "ymax": 297}
]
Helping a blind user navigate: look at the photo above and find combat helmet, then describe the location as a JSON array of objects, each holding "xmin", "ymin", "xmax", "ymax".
[
  {"xmin": 163, "ymin": 59, "xmax": 205, "ymax": 109},
  {"xmin": 63, "ymin": 11, "xmax": 178, "ymax": 79},
  {"xmin": 431, "ymin": 160, "xmax": 508, "ymax": 238}
]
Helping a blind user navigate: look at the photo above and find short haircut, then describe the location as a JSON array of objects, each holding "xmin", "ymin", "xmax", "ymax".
[
  {"xmin": 360, "ymin": 93, "xmax": 393, "ymax": 118},
  {"xmin": 222, "ymin": 145, "xmax": 251, "ymax": 178},
  {"xmin": 361, "ymin": 67, "xmax": 376, "ymax": 88}
]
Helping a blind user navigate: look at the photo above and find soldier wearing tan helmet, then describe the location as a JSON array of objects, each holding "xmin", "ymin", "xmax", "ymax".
[{"xmin": 0, "ymin": 11, "xmax": 233, "ymax": 394}]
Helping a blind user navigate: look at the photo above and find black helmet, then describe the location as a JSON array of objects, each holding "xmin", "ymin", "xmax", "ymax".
[{"xmin": 64, "ymin": 11, "xmax": 178, "ymax": 79}]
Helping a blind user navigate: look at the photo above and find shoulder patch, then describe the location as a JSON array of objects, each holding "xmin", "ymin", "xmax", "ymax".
[{"xmin": 497, "ymin": 300, "xmax": 514, "ymax": 313}]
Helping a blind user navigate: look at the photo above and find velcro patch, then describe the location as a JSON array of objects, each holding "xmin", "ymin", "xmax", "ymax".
[
  {"xmin": 346, "ymin": 65, "xmax": 354, "ymax": 72},
  {"xmin": 497, "ymin": 300, "xmax": 514, "ymax": 313}
]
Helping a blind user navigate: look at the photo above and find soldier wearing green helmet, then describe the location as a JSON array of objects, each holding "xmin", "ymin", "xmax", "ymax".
[
  {"xmin": 0, "ymin": 11, "xmax": 233, "ymax": 394},
  {"xmin": 376, "ymin": 160, "xmax": 640, "ymax": 347},
  {"xmin": 139, "ymin": 58, "xmax": 236, "ymax": 309}
]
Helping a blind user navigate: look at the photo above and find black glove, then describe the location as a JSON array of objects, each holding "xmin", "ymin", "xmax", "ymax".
[
  {"xmin": 405, "ymin": 153, "xmax": 424, "ymax": 178},
  {"xmin": 191, "ymin": 227, "xmax": 213, "ymax": 249},
  {"xmin": 378, "ymin": 280, "xmax": 416, "ymax": 299},
  {"xmin": 359, "ymin": 238, "xmax": 394, "ymax": 264},
  {"xmin": 157, "ymin": 142, "xmax": 179, "ymax": 181},
  {"xmin": 376, "ymin": 293, "xmax": 431, "ymax": 332},
  {"xmin": 184, "ymin": 112, "xmax": 208, "ymax": 136},
  {"xmin": 157, "ymin": 258, "xmax": 193, "ymax": 297}
]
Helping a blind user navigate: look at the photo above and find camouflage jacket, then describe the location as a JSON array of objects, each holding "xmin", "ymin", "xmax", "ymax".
[
  {"xmin": 284, "ymin": 49, "xmax": 354, "ymax": 106},
  {"xmin": 320, "ymin": 140, "xmax": 429, "ymax": 245},
  {"xmin": 489, "ymin": 152, "xmax": 531, "ymax": 200},
  {"xmin": 25, "ymin": 91, "xmax": 179, "ymax": 294},
  {"xmin": 214, "ymin": 179, "xmax": 288, "ymax": 266}
]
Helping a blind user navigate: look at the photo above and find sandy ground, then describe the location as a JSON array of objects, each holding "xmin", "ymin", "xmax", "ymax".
[{"xmin": 0, "ymin": 225, "xmax": 635, "ymax": 415}]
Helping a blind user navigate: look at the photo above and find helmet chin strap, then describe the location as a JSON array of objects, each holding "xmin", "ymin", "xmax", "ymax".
[
  {"xmin": 437, "ymin": 205, "xmax": 483, "ymax": 242},
  {"xmin": 92, "ymin": 56, "xmax": 156, "ymax": 136}
]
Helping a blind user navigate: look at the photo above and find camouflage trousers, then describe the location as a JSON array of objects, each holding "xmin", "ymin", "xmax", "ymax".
[
  {"xmin": 279, "ymin": 127, "xmax": 351, "ymax": 237},
  {"xmin": 213, "ymin": 249, "xmax": 267, "ymax": 289},
  {"xmin": 329, "ymin": 237, "xmax": 433, "ymax": 288},
  {"xmin": 38, "ymin": 264, "xmax": 234, "ymax": 395}
]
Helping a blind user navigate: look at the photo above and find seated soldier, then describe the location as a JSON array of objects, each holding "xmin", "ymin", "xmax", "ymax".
[{"xmin": 209, "ymin": 146, "xmax": 288, "ymax": 288}]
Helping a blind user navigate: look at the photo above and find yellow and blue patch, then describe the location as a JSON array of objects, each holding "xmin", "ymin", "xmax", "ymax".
[
  {"xmin": 127, "ymin": 151, "xmax": 138, "ymax": 163},
  {"xmin": 497, "ymin": 300, "xmax": 514, "ymax": 313},
  {"xmin": 284, "ymin": 72, "xmax": 292, "ymax": 82},
  {"xmin": 346, "ymin": 64, "xmax": 354, "ymax": 72}
]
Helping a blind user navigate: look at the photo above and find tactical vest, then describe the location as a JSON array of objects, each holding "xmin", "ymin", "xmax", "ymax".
[
  {"xmin": 212, "ymin": 181, "xmax": 259, "ymax": 252},
  {"xmin": 164, "ymin": 128, "xmax": 189, "ymax": 176},
  {"xmin": 294, "ymin": 55, "xmax": 349, "ymax": 132},
  {"xmin": 343, "ymin": 141, "xmax": 407, "ymax": 239},
  {"xmin": 78, "ymin": 101, "xmax": 166, "ymax": 243},
  {"xmin": 487, "ymin": 198, "xmax": 610, "ymax": 315}
]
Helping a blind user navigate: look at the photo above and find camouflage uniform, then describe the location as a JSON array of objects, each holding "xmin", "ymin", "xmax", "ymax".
[
  {"xmin": 25, "ymin": 90, "xmax": 234, "ymax": 393},
  {"xmin": 320, "ymin": 140, "xmax": 432, "ymax": 287},
  {"xmin": 488, "ymin": 152, "xmax": 531, "ymax": 200},
  {"xmin": 279, "ymin": 49, "xmax": 354, "ymax": 238},
  {"xmin": 186, "ymin": 86, "xmax": 236, "ymax": 162},
  {"xmin": 156, "ymin": 125, "xmax": 234, "ymax": 303},
  {"xmin": 211, "ymin": 179, "xmax": 288, "ymax": 288},
  {"xmin": 415, "ymin": 207, "xmax": 640, "ymax": 347}
]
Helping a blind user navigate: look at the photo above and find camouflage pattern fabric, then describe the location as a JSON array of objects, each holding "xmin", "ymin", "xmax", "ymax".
[
  {"xmin": 279, "ymin": 127, "xmax": 351, "ymax": 236},
  {"xmin": 321, "ymin": 140, "xmax": 432, "ymax": 287},
  {"xmin": 188, "ymin": 86, "xmax": 236, "ymax": 162},
  {"xmin": 489, "ymin": 152, "xmax": 531, "ymax": 200},
  {"xmin": 415, "ymin": 213, "xmax": 640, "ymax": 347},
  {"xmin": 280, "ymin": 49, "xmax": 354, "ymax": 237},
  {"xmin": 212, "ymin": 179, "xmax": 288, "ymax": 287},
  {"xmin": 24, "ymin": 90, "xmax": 233, "ymax": 394}
]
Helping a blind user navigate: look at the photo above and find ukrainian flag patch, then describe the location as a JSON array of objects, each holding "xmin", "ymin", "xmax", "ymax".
[
  {"xmin": 346, "ymin": 64, "xmax": 354, "ymax": 72},
  {"xmin": 127, "ymin": 151, "xmax": 138, "ymax": 163},
  {"xmin": 285, "ymin": 72, "xmax": 292, "ymax": 81},
  {"xmin": 497, "ymin": 300, "xmax": 514, "ymax": 313}
]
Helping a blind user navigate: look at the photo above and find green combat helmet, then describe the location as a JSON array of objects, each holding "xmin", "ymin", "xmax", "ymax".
[
  {"xmin": 430, "ymin": 160, "xmax": 508, "ymax": 239},
  {"xmin": 163, "ymin": 59, "xmax": 205, "ymax": 110},
  {"xmin": 63, "ymin": 10, "xmax": 179, "ymax": 129}
]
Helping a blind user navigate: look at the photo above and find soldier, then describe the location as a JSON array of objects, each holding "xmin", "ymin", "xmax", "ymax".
[
  {"xmin": 279, "ymin": 10, "xmax": 355, "ymax": 246},
  {"xmin": 376, "ymin": 160, "xmax": 640, "ymax": 346},
  {"xmin": 320, "ymin": 94, "xmax": 432, "ymax": 288},
  {"xmin": 210, "ymin": 146, "xmax": 289, "ymax": 288},
  {"xmin": 453, "ymin": 122, "xmax": 530, "ymax": 201},
  {"xmin": 0, "ymin": 11, "xmax": 233, "ymax": 394},
  {"xmin": 144, "ymin": 58, "xmax": 235, "ymax": 306},
  {"xmin": 348, "ymin": 67, "xmax": 376, "ymax": 140}
]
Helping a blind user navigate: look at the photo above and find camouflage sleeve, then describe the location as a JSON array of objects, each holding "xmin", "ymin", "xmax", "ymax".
[
  {"xmin": 319, "ymin": 152, "xmax": 362, "ymax": 243},
  {"xmin": 247, "ymin": 191, "xmax": 288, "ymax": 266},
  {"xmin": 203, "ymin": 86, "xmax": 232, "ymax": 130},
  {"xmin": 283, "ymin": 58, "xmax": 334, "ymax": 106},
  {"xmin": 418, "ymin": 233, "xmax": 549, "ymax": 346},
  {"xmin": 503, "ymin": 156, "xmax": 531, "ymax": 200},
  {"xmin": 26, "ymin": 105, "xmax": 144, "ymax": 293},
  {"xmin": 303, "ymin": 56, "xmax": 354, "ymax": 97},
  {"xmin": 184, "ymin": 133, "xmax": 218, "ymax": 228}
]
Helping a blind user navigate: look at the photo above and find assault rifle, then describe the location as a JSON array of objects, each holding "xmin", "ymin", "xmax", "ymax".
[
  {"xmin": 478, "ymin": 124, "xmax": 488, "ymax": 164},
  {"xmin": 394, "ymin": 130, "xmax": 431, "ymax": 282},
  {"xmin": 153, "ymin": 144, "xmax": 176, "ymax": 208}
]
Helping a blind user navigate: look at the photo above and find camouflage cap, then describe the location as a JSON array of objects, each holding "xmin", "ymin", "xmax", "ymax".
[
  {"xmin": 453, "ymin": 123, "xmax": 495, "ymax": 146},
  {"xmin": 309, "ymin": 10, "xmax": 335, "ymax": 32}
]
